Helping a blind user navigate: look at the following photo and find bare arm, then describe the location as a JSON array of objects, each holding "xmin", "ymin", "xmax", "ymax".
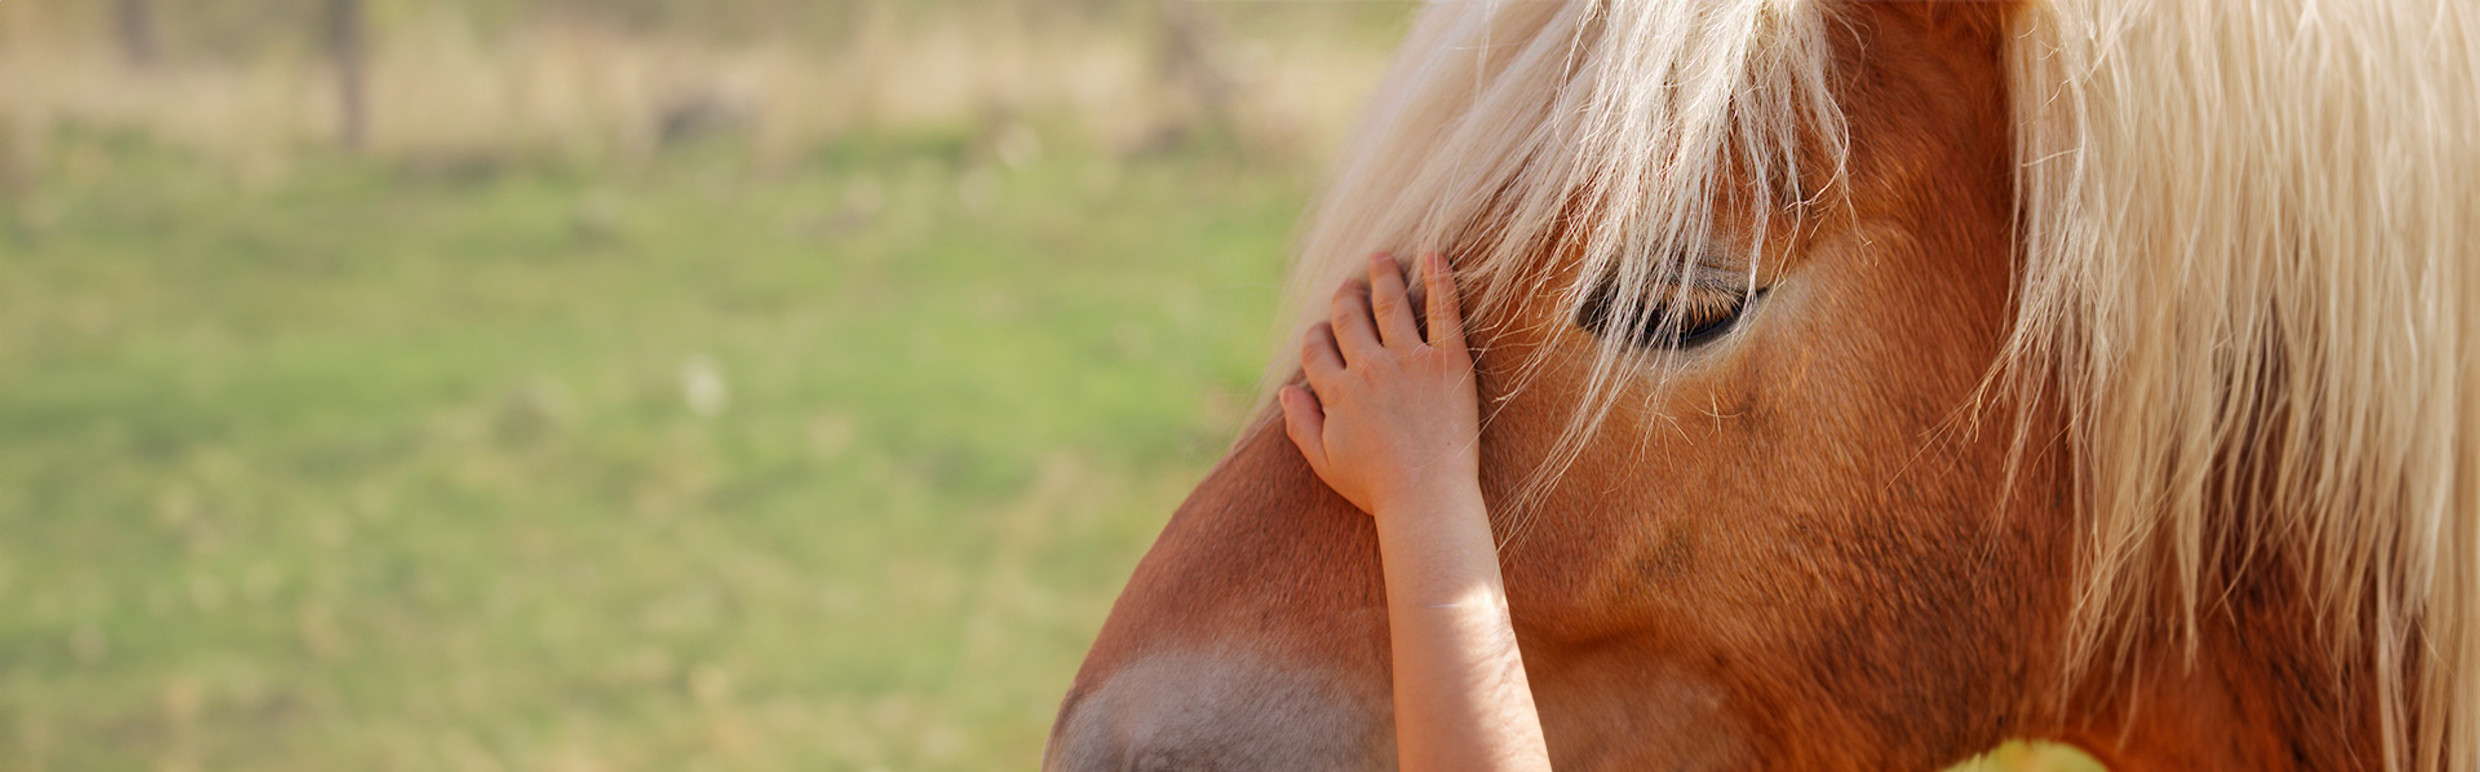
[{"xmin": 1278, "ymin": 252, "xmax": 1552, "ymax": 772}]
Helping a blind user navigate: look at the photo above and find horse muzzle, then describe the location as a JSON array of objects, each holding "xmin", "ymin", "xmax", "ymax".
[
  {"xmin": 1045, "ymin": 417, "xmax": 1399, "ymax": 770},
  {"xmin": 1043, "ymin": 652, "xmax": 1394, "ymax": 771}
]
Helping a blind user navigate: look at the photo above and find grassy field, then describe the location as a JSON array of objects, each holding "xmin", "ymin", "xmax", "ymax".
[{"xmin": 0, "ymin": 126, "xmax": 1310, "ymax": 770}]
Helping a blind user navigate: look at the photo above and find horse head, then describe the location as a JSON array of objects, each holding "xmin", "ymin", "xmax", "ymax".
[{"xmin": 1048, "ymin": 2, "xmax": 2477, "ymax": 770}]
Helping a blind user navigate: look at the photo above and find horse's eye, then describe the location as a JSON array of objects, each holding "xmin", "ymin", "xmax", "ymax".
[{"xmin": 1575, "ymin": 280, "xmax": 1759, "ymax": 350}]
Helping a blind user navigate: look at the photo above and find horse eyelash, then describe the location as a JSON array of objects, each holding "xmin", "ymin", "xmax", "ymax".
[{"xmin": 1574, "ymin": 280, "xmax": 1760, "ymax": 351}]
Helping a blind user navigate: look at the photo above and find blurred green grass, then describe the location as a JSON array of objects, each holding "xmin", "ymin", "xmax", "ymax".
[{"xmin": 0, "ymin": 125, "xmax": 1303, "ymax": 770}]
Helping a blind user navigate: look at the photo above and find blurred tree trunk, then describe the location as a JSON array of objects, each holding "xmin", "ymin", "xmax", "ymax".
[
  {"xmin": 326, "ymin": 0, "xmax": 369, "ymax": 152},
  {"xmin": 1156, "ymin": 1, "xmax": 1237, "ymax": 140},
  {"xmin": 116, "ymin": 0, "xmax": 160, "ymax": 68}
]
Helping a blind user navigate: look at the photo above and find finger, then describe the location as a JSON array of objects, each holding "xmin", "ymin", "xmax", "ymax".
[
  {"xmin": 1329, "ymin": 276, "xmax": 1382, "ymax": 359},
  {"xmin": 1422, "ymin": 252, "xmax": 1469, "ymax": 352},
  {"xmin": 1301, "ymin": 322, "xmax": 1346, "ymax": 387},
  {"xmin": 1366, "ymin": 253, "xmax": 1420, "ymax": 347},
  {"xmin": 1277, "ymin": 385, "xmax": 1329, "ymax": 471}
]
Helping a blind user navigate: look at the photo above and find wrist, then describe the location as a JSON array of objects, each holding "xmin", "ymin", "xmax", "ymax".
[
  {"xmin": 1370, "ymin": 479, "xmax": 1508, "ymax": 614},
  {"xmin": 1370, "ymin": 477, "xmax": 1486, "ymax": 529}
]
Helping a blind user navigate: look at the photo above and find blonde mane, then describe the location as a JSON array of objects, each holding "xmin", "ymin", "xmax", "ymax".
[
  {"xmin": 2006, "ymin": 2, "xmax": 2479, "ymax": 769},
  {"xmin": 1271, "ymin": 0, "xmax": 2475, "ymax": 768}
]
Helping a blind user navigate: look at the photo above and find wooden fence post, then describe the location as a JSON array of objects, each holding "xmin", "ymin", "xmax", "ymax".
[
  {"xmin": 1156, "ymin": 1, "xmax": 1237, "ymax": 142},
  {"xmin": 116, "ymin": 0, "xmax": 160, "ymax": 68},
  {"xmin": 326, "ymin": 0, "xmax": 369, "ymax": 152}
]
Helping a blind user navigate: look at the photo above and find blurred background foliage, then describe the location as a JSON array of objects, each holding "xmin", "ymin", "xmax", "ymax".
[{"xmin": 0, "ymin": 1, "xmax": 2096, "ymax": 770}]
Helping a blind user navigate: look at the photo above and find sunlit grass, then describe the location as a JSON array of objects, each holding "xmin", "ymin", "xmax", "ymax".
[{"xmin": 0, "ymin": 127, "xmax": 1306, "ymax": 770}]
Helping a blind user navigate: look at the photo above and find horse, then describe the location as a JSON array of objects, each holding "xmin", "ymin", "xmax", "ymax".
[{"xmin": 1046, "ymin": 2, "xmax": 2478, "ymax": 769}]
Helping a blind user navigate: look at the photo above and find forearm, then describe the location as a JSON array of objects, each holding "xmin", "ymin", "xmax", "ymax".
[{"xmin": 1374, "ymin": 483, "xmax": 1552, "ymax": 771}]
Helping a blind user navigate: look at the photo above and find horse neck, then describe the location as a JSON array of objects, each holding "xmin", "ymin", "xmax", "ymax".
[{"xmin": 2049, "ymin": 571, "xmax": 2387, "ymax": 771}]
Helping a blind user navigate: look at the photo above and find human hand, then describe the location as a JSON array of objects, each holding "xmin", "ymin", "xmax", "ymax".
[{"xmin": 1278, "ymin": 252, "xmax": 1480, "ymax": 520}]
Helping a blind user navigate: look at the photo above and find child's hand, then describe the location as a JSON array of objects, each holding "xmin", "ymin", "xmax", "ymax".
[{"xmin": 1279, "ymin": 252, "xmax": 1480, "ymax": 519}]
